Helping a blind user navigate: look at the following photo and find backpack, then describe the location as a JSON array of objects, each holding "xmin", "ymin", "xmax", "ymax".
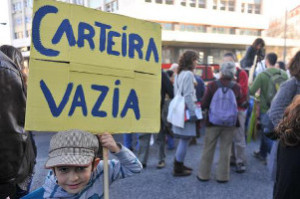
[
  {"xmin": 209, "ymin": 80, "xmax": 238, "ymax": 127},
  {"xmin": 264, "ymin": 70, "xmax": 286, "ymax": 107}
]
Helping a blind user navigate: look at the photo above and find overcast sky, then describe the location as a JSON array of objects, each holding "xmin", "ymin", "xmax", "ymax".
[{"xmin": 0, "ymin": 0, "xmax": 300, "ymax": 45}]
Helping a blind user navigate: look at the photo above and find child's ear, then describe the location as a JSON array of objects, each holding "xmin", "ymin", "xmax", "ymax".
[{"xmin": 93, "ymin": 158, "xmax": 100, "ymax": 172}]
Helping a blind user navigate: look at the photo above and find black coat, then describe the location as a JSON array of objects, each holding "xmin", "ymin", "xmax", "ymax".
[
  {"xmin": 273, "ymin": 141, "xmax": 300, "ymax": 199},
  {"xmin": 0, "ymin": 52, "xmax": 36, "ymax": 184},
  {"xmin": 161, "ymin": 70, "xmax": 173, "ymax": 108},
  {"xmin": 240, "ymin": 46, "xmax": 264, "ymax": 69}
]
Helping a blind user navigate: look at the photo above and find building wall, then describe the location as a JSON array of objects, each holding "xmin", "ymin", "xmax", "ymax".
[
  {"xmin": 102, "ymin": 0, "xmax": 269, "ymax": 64},
  {"xmin": 7, "ymin": 0, "xmax": 300, "ymax": 65}
]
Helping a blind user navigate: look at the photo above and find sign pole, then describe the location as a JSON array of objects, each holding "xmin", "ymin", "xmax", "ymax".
[{"xmin": 103, "ymin": 147, "xmax": 109, "ymax": 199}]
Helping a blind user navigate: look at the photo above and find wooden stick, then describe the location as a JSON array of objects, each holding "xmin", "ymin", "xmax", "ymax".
[
  {"xmin": 103, "ymin": 147, "xmax": 109, "ymax": 199},
  {"xmin": 248, "ymin": 55, "xmax": 258, "ymax": 85}
]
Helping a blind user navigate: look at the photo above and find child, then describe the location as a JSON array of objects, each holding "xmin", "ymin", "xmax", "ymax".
[{"xmin": 26, "ymin": 129, "xmax": 143, "ymax": 198}]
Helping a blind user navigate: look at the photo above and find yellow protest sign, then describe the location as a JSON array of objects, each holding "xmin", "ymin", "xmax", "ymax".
[{"xmin": 25, "ymin": 0, "xmax": 161, "ymax": 133}]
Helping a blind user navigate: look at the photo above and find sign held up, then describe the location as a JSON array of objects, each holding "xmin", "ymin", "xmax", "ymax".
[{"xmin": 25, "ymin": 0, "xmax": 162, "ymax": 133}]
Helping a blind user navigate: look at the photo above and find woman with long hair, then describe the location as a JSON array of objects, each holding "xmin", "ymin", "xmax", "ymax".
[
  {"xmin": 273, "ymin": 95, "xmax": 300, "ymax": 199},
  {"xmin": 267, "ymin": 51, "xmax": 300, "ymax": 182},
  {"xmin": 172, "ymin": 50, "xmax": 198, "ymax": 177},
  {"xmin": 240, "ymin": 38, "xmax": 265, "ymax": 71}
]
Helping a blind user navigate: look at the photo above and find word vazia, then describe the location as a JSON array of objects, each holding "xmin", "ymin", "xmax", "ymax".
[
  {"xmin": 40, "ymin": 79, "xmax": 140, "ymax": 120},
  {"xmin": 32, "ymin": 5, "xmax": 159, "ymax": 62}
]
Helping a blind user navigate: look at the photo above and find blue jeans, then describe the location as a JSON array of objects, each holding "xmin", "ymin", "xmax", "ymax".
[
  {"xmin": 259, "ymin": 113, "xmax": 273, "ymax": 158},
  {"xmin": 123, "ymin": 133, "xmax": 139, "ymax": 150}
]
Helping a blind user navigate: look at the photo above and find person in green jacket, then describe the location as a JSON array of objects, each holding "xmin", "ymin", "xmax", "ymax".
[{"xmin": 249, "ymin": 52, "xmax": 288, "ymax": 164}]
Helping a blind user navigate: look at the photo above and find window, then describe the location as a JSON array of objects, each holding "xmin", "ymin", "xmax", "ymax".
[
  {"xmin": 25, "ymin": 0, "xmax": 33, "ymax": 8},
  {"xmin": 248, "ymin": 4, "xmax": 253, "ymax": 13},
  {"xmin": 161, "ymin": 23, "xmax": 173, "ymax": 30},
  {"xmin": 213, "ymin": 0, "xmax": 217, "ymax": 9},
  {"xmin": 207, "ymin": 56, "xmax": 214, "ymax": 65},
  {"xmin": 12, "ymin": 2, "xmax": 22, "ymax": 12},
  {"xmin": 228, "ymin": 0, "xmax": 235, "ymax": 11},
  {"xmin": 180, "ymin": 0, "xmax": 186, "ymax": 6},
  {"xmin": 25, "ymin": 16, "xmax": 31, "ymax": 24},
  {"xmin": 198, "ymin": 52, "xmax": 204, "ymax": 64},
  {"xmin": 254, "ymin": 4, "xmax": 260, "ymax": 14},
  {"xmin": 156, "ymin": 0, "xmax": 162, "ymax": 4},
  {"xmin": 15, "ymin": 18, "xmax": 22, "ymax": 26},
  {"xmin": 26, "ymin": 30, "xmax": 31, "ymax": 37},
  {"xmin": 186, "ymin": 25, "xmax": 196, "ymax": 31},
  {"xmin": 239, "ymin": 29, "xmax": 260, "ymax": 36},
  {"xmin": 198, "ymin": 0, "xmax": 206, "ymax": 8},
  {"xmin": 112, "ymin": 1, "xmax": 118, "ymax": 11},
  {"xmin": 145, "ymin": 0, "xmax": 152, "ymax": 2},
  {"xmin": 14, "ymin": 32, "xmax": 23, "ymax": 39},
  {"xmin": 105, "ymin": 1, "xmax": 118, "ymax": 12},
  {"xmin": 241, "ymin": 3, "xmax": 245, "ymax": 12},
  {"xmin": 179, "ymin": 24, "xmax": 206, "ymax": 32},
  {"xmin": 166, "ymin": 0, "xmax": 174, "ymax": 5},
  {"xmin": 220, "ymin": 1, "xmax": 226, "ymax": 10},
  {"xmin": 74, "ymin": 0, "xmax": 84, "ymax": 5},
  {"xmin": 189, "ymin": 0, "xmax": 196, "ymax": 7},
  {"xmin": 196, "ymin": 25, "xmax": 206, "ymax": 32}
]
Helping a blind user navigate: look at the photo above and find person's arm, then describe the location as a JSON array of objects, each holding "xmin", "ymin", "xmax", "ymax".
[
  {"xmin": 182, "ymin": 72, "xmax": 196, "ymax": 116},
  {"xmin": 0, "ymin": 63, "xmax": 27, "ymax": 181},
  {"xmin": 242, "ymin": 46, "xmax": 255, "ymax": 68},
  {"xmin": 162, "ymin": 71, "xmax": 174, "ymax": 99},
  {"xmin": 239, "ymin": 70, "xmax": 248, "ymax": 98},
  {"xmin": 97, "ymin": 133, "xmax": 142, "ymax": 184},
  {"xmin": 234, "ymin": 84, "xmax": 242, "ymax": 107},
  {"xmin": 268, "ymin": 79, "xmax": 297, "ymax": 127},
  {"xmin": 201, "ymin": 82, "xmax": 214, "ymax": 110},
  {"xmin": 249, "ymin": 73, "xmax": 262, "ymax": 96},
  {"xmin": 195, "ymin": 75, "xmax": 206, "ymax": 101}
]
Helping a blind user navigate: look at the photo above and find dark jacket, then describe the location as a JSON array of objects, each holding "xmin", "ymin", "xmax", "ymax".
[
  {"xmin": 194, "ymin": 74, "xmax": 205, "ymax": 102},
  {"xmin": 240, "ymin": 46, "xmax": 264, "ymax": 69},
  {"xmin": 273, "ymin": 141, "xmax": 300, "ymax": 199},
  {"xmin": 0, "ymin": 52, "xmax": 35, "ymax": 184},
  {"xmin": 161, "ymin": 70, "xmax": 174, "ymax": 108}
]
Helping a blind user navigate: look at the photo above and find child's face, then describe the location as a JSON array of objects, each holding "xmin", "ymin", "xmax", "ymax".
[{"xmin": 54, "ymin": 159, "xmax": 99, "ymax": 194}]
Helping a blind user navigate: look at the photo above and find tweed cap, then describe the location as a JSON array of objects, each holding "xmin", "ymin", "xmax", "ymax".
[{"xmin": 45, "ymin": 129, "xmax": 99, "ymax": 168}]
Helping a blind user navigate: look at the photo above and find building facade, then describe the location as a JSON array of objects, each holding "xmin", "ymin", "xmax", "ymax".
[
  {"xmin": 267, "ymin": 5, "xmax": 300, "ymax": 62},
  {"xmin": 6, "ymin": 0, "xmax": 300, "ymax": 66}
]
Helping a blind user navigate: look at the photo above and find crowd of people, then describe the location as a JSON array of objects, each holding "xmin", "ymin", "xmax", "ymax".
[{"xmin": 1, "ymin": 38, "xmax": 300, "ymax": 198}]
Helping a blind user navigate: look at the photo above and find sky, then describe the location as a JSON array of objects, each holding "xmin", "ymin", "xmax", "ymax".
[
  {"xmin": 0, "ymin": 0, "xmax": 11, "ymax": 45},
  {"xmin": 0, "ymin": 0, "xmax": 300, "ymax": 45},
  {"xmin": 267, "ymin": 0, "xmax": 300, "ymax": 19}
]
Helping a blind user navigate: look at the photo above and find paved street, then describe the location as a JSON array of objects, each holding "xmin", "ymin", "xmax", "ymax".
[{"xmin": 31, "ymin": 132, "xmax": 273, "ymax": 199}]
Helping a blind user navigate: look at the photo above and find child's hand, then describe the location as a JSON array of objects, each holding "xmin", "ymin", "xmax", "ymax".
[{"xmin": 98, "ymin": 133, "xmax": 120, "ymax": 153}]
